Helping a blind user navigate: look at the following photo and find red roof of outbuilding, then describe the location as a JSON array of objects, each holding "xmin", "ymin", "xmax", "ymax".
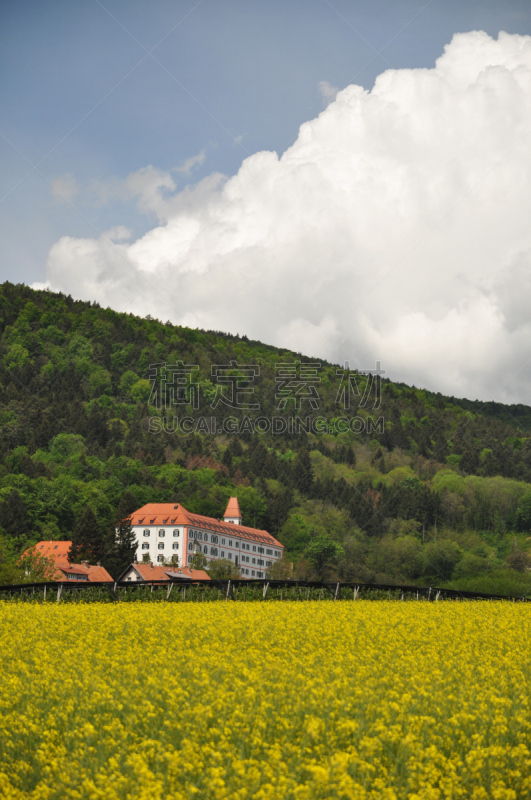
[
  {"xmin": 54, "ymin": 561, "xmax": 114, "ymax": 582},
  {"xmin": 122, "ymin": 563, "xmax": 210, "ymax": 582},
  {"xmin": 33, "ymin": 541, "xmax": 72, "ymax": 561}
]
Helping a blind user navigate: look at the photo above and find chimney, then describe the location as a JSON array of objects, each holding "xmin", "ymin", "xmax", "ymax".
[{"xmin": 81, "ymin": 560, "xmax": 89, "ymax": 567}]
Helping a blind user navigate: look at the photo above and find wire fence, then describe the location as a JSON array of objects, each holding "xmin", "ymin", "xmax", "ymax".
[{"xmin": 0, "ymin": 578, "xmax": 529, "ymax": 604}]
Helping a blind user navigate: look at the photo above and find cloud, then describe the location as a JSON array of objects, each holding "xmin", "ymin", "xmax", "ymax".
[
  {"xmin": 318, "ymin": 80, "xmax": 339, "ymax": 103},
  {"xmin": 40, "ymin": 30, "xmax": 531, "ymax": 403},
  {"xmin": 50, "ymin": 174, "xmax": 78, "ymax": 201},
  {"xmin": 174, "ymin": 150, "xmax": 206, "ymax": 175}
]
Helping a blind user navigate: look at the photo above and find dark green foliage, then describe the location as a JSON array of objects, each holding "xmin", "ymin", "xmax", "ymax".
[
  {"xmin": 305, "ymin": 535, "xmax": 344, "ymax": 579},
  {"xmin": 423, "ymin": 540, "xmax": 462, "ymax": 581},
  {"xmin": 104, "ymin": 491, "xmax": 139, "ymax": 578},
  {"xmin": 69, "ymin": 506, "xmax": 106, "ymax": 564},
  {"xmin": 292, "ymin": 448, "xmax": 313, "ymax": 495},
  {"xmin": 0, "ymin": 489, "xmax": 32, "ymax": 550},
  {"xmin": 1, "ymin": 282, "xmax": 531, "ymax": 591}
]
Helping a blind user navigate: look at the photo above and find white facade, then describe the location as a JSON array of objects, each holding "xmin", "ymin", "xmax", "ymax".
[
  {"xmin": 185, "ymin": 525, "xmax": 282, "ymax": 578},
  {"xmin": 131, "ymin": 523, "xmax": 283, "ymax": 578},
  {"xmin": 133, "ymin": 525, "xmax": 184, "ymax": 566}
]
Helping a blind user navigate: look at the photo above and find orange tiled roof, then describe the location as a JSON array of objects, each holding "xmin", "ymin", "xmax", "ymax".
[
  {"xmin": 54, "ymin": 561, "xmax": 114, "ymax": 582},
  {"xmin": 127, "ymin": 563, "xmax": 210, "ymax": 582},
  {"xmin": 32, "ymin": 541, "xmax": 72, "ymax": 561},
  {"xmin": 223, "ymin": 496, "xmax": 242, "ymax": 519},
  {"xmin": 129, "ymin": 503, "xmax": 283, "ymax": 548}
]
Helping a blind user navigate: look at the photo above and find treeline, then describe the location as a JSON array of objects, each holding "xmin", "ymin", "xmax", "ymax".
[{"xmin": 2, "ymin": 282, "xmax": 531, "ymax": 592}]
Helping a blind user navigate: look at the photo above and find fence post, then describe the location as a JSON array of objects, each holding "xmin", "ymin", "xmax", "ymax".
[
  {"xmin": 262, "ymin": 582, "xmax": 269, "ymax": 600},
  {"xmin": 334, "ymin": 582, "xmax": 341, "ymax": 601},
  {"xmin": 167, "ymin": 582, "xmax": 174, "ymax": 600},
  {"xmin": 353, "ymin": 586, "xmax": 359, "ymax": 600},
  {"xmin": 435, "ymin": 590, "xmax": 440, "ymax": 602},
  {"xmin": 226, "ymin": 580, "xmax": 231, "ymax": 601},
  {"xmin": 56, "ymin": 585, "xmax": 62, "ymax": 603},
  {"xmin": 43, "ymin": 584, "xmax": 47, "ymax": 602},
  {"xmin": 428, "ymin": 587, "xmax": 432, "ymax": 602}
]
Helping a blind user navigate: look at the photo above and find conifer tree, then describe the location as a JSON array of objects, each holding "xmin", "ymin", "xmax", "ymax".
[
  {"xmin": 68, "ymin": 506, "xmax": 106, "ymax": 564},
  {"xmin": 0, "ymin": 489, "xmax": 32, "ymax": 551},
  {"xmin": 292, "ymin": 448, "xmax": 314, "ymax": 496},
  {"xmin": 103, "ymin": 491, "xmax": 139, "ymax": 578}
]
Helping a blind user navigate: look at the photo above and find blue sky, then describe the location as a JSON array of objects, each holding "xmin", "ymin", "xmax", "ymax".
[
  {"xmin": 3, "ymin": 0, "xmax": 531, "ymax": 284},
  {"xmin": 4, "ymin": 1, "xmax": 531, "ymax": 402}
]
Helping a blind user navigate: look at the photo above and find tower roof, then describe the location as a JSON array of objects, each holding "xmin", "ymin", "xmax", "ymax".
[{"xmin": 223, "ymin": 496, "xmax": 242, "ymax": 520}]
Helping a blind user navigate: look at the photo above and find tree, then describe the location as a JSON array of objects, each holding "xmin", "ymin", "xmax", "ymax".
[
  {"xmin": 0, "ymin": 534, "xmax": 24, "ymax": 584},
  {"xmin": 188, "ymin": 551, "xmax": 208, "ymax": 571},
  {"xmin": 292, "ymin": 448, "xmax": 314, "ymax": 496},
  {"xmin": 69, "ymin": 506, "xmax": 106, "ymax": 564},
  {"xmin": 516, "ymin": 492, "xmax": 531, "ymax": 532},
  {"xmin": 207, "ymin": 559, "xmax": 241, "ymax": 579},
  {"xmin": 423, "ymin": 540, "xmax": 462, "ymax": 581},
  {"xmin": 305, "ymin": 535, "xmax": 343, "ymax": 580},
  {"xmin": 104, "ymin": 491, "xmax": 139, "ymax": 578},
  {"xmin": 0, "ymin": 489, "xmax": 32, "ymax": 551},
  {"xmin": 266, "ymin": 557, "xmax": 292, "ymax": 580},
  {"xmin": 505, "ymin": 541, "xmax": 531, "ymax": 573}
]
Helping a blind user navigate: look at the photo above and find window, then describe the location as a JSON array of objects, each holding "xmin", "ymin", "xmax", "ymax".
[
  {"xmin": 173, "ymin": 529, "xmax": 180, "ymax": 537},
  {"xmin": 159, "ymin": 530, "xmax": 166, "ymax": 537},
  {"xmin": 257, "ymin": 559, "xmax": 264, "ymax": 566},
  {"xmin": 258, "ymin": 547, "xmax": 264, "ymax": 554},
  {"xmin": 275, "ymin": 550, "xmax": 280, "ymax": 557},
  {"xmin": 142, "ymin": 543, "xmax": 149, "ymax": 550},
  {"xmin": 203, "ymin": 545, "xmax": 208, "ymax": 554},
  {"xmin": 143, "ymin": 529, "xmax": 150, "ymax": 537},
  {"xmin": 235, "ymin": 541, "xmax": 239, "ymax": 548},
  {"xmin": 198, "ymin": 532, "xmax": 203, "ymax": 541},
  {"xmin": 228, "ymin": 553, "xmax": 232, "ymax": 560},
  {"xmin": 157, "ymin": 555, "xmax": 164, "ymax": 563},
  {"xmin": 245, "ymin": 569, "xmax": 249, "ymax": 575},
  {"xmin": 252, "ymin": 545, "xmax": 256, "ymax": 552},
  {"xmin": 257, "ymin": 571, "xmax": 262, "ymax": 577},
  {"xmin": 251, "ymin": 570, "xmax": 255, "ymax": 576},
  {"xmin": 252, "ymin": 558, "xmax": 256, "ymax": 564},
  {"xmin": 188, "ymin": 542, "xmax": 194, "ymax": 551},
  {"xmin": 211, "ymin": 535, "xmax": 218, "ymax": 544},
  {"xmin": 266, "ymin": 549, "xmax": 272, "ymax": 555},
  {"xmin": 267, "ymin": 561, "xmax": 272, "ymax": 567},
  {"xmin": 221, "ymin": 551, "xmax": 225, "ymax": 558},
  {"xmin": 172, "ymin": 543, "xmax": 179, "ymax": 550},
  {"xmin": 210, "ymin": 547, "xmax": 218, "ymax": 556},
  {"xmin": 158, "ymin": 543, "xmax": 165, "ymax": 550},
  {"xmin": 229, "ymin": 540, "xmax": 233, "ymax": 547},
  {"xmin": 221, "ymin": 538, "xmax": 226, "ymax": 545}
]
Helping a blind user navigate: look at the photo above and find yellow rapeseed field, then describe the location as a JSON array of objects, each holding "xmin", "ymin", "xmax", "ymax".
[{"xmin": 1, "ymin": 601, "xmax": 531, "ymax": 800}]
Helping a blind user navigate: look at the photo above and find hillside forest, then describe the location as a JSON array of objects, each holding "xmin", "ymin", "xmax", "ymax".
[{"xmin": 3, "ymin": 282, "xmax": 531, "ymax": 593}]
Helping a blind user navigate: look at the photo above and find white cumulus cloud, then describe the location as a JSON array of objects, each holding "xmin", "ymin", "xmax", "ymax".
[{"xmin": 40, "ymin": 31, "xmax": 531, "ymax": 403}]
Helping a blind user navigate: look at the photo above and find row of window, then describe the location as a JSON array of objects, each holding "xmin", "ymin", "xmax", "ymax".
[
  {"xmin": 140, "ymin": 529, "xmax": 281, "ymax": 559},
  {"xmin": 238, "ymin": 555, "xmax": 271, "ymax": 567},
  {"xmin": 188, "ymin": 531, "xmax": 281, "ymax": 557},
  {"xmin": 142, "ymin": 543, "xmax": 179, "ymax": 551},
  {"xmin": 142, "ymin": 529, "xmax": 180, "ymax": 538}
]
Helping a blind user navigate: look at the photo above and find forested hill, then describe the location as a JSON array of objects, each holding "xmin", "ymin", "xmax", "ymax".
[{"xmin": 3, "ymin": 280, "xmax": 531, "ymax": 592}]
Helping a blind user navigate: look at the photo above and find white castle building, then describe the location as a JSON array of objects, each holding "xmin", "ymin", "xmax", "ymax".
[{"xmin": 129, "ymin": 497, "xmax": 284, "ymax": 579}]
